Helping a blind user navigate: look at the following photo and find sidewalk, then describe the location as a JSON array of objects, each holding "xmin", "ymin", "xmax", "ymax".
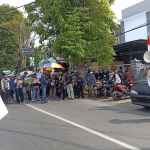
[{"xmin": 84, "ymin": 95, "xmax": 138, "ymax": 107}]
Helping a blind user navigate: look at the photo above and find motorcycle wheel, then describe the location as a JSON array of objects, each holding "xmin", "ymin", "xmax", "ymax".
[
  {"xmin": 104, "ymin": 90, "xmax": 109, "ymax": 98},
  {"xmin": 94, "ymin": 93, "xmax": 100, "ymax": 98},
  {"xmin": 112, "ymin": 91, "xmax": 120, "ymax": 101},
  {"xmin": 93, "ymin": 90, "xmax": 100, "ymax": 98}
]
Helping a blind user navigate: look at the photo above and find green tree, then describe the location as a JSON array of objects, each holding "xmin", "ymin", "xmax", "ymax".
[
  {"xmin": 26, "ymin": 0, "xmax": 118, "ymax": 67},
  {"xmin": 0, "ymin": 26, "xmax": 19, "ymax": 72},
  {"xmin": 0, "ymin": 4, "xmax": 31, "ymax": 72}
]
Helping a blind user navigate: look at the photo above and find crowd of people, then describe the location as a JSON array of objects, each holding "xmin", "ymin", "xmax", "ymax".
[
  {"xmin": 89, "ymin": 67, "xmax": 134, "ymax": 84},
  {"xmin": 0, "ymin": 66, "xmax": 148, "ymax": 105},
  {"xmin": 0, "ymin": 71, "xmax": 86, "ymax": 105}
]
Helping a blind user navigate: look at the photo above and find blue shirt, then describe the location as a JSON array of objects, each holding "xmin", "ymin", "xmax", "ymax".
[
  {"xmin": 40, "ymin": 76, "xmax": 47, "ymax": 87},
  {"xmin": 9, "ymin": 79, "xmax": 15, "ymax": 90},
  {"xmin": 87, "ymin": 75, "xmax": 96, "ymax": 86},
  {"xmin": 86, "ymin": 73, "xmax": 90, "ymax": 79}
]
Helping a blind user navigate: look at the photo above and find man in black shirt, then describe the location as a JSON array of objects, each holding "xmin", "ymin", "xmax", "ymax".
[{"xmin": 77, "ymin": 73, "xmax": 84, "ymax": 99}]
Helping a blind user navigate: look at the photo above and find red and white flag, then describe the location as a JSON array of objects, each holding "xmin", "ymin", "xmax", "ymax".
[
  {"xmin": 0, "ymin": 96, "xmax": 8, "ymax": 120},
  {"xmin": 147, "ymin": 34, "xmax": 150, "ymax": 51}
]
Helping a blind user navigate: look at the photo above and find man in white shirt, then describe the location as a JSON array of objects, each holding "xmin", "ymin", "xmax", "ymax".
[
  {"xmin": 1, "ymin": 73, "xmax": 10, "ymax": 104},
  {"xmin": 113, "ymin": 70, "xmax": 121, "ymax": 84}
]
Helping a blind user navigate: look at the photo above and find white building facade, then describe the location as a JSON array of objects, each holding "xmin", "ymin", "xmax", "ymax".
[{"xmin": 121, "ymin": 0, "xmax": 150, "ymax": 43}]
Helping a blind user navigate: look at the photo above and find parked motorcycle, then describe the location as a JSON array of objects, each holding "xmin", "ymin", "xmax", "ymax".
[
  {"xmin": 103, "ymin": 80, "xmax": 115, "ymax": 98},
  {"xmin": 93, "ymin": 79, "xmax": 114, "ymax": 98},
  {"xmin": 112, "ymin": 81, "xmax": 134, "ymax": 101},
  {"xmin": 93, "ymin": 85, "xmax": 105, "ymax": 98}
]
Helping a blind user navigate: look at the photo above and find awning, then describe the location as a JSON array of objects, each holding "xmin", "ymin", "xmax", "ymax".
[{"xmin": 113, "ymin": 39, "xmax": 147, "ymax": 55}]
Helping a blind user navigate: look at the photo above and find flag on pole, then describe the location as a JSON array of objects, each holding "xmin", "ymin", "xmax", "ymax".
[
  {"xmin": 147, "ymin": 34, "xmax": 150, "ymax": 51},
  {"xmin": 36, "ymin": 69, "xmax": 43, "ymax": 79},
  {"xmin": 0, "ymin": 96, "xmax": 8, "ymax": 120}
]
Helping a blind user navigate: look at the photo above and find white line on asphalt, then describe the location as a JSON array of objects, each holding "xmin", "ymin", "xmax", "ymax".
[{"xmin": 25, "ymin": 104, "xmax": 141, "ymax": 150}]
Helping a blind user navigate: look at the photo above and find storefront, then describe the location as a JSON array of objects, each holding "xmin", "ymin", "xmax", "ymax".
[{"xmin": 114, "ymin": 39, "xmax": 147, "ymax": 64}]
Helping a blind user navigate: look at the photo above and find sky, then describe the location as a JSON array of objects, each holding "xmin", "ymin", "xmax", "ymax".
[{"xmin": 0, "ymin": 0, "xmax": 144, "ymax": 20}]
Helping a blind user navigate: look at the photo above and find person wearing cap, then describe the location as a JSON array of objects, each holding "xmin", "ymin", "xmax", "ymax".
[
  {"xmin": 40, "ymin": 73, "xmax": 48, "ymax": 104},
  {"xmin": 14, "ymin": 76, "xmax": 24, "ymax": 104},
  {"xmin": 66, "ymin": 72, "xmax": 74, "ymax": 100},
  {"xmin": 87, "ymin": 72, "xmax": 96, "ymax": 98},
  {"xmin": 1, "ymin": 73, "xmax": 10, "ymax": 104}
]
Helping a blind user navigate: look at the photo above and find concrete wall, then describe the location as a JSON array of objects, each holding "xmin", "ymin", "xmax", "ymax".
[
  {"xmin": 120, "ymin": 0, "xmax": 150, "ymax": 43},
  {"xmin": 124, "ymin": 13, "xmax": 147, "ymax": 42},
  {"xmin": 146, "ymin": 11, "xmax": 150, "ymax": 34},
  {"xmin": 122, "ymin": 0, "xmax": 150, "ymax": 20}
]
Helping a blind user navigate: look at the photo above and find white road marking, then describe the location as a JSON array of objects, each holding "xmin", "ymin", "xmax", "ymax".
[{"xmin": 25, "ymin": 104, "xmax": 141, "ymax": 150}]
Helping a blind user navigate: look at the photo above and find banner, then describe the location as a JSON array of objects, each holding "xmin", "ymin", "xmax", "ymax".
[
  {"xmin": 24, "ymin": 77, "xmax": 34, "ymax": 84},
  {"xmin": 0, "ymin": 96, "xmax": 8, "ymax": 120}
]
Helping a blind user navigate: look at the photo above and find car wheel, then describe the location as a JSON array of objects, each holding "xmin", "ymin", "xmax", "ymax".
[{"xmin": 144, "ymin": 106, "xmax": 150, "ymax": 109}]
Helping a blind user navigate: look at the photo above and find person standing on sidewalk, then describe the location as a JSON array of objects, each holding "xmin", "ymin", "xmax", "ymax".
[
  {"xmin": 49, "ymin": 74, "xmax": 57, "ymax": 100},
  {"xmin": 66, "ymin": 73, "xmax": 74, "ymax": 100},
  {"xmin": 22, "ymin": 71, "xmax": 28, "ymax": 101},
  {"xmin": 72, "ymin": 72, "xmax": 78, "ymax": 98},
  {"xmin": 14, "ymin": 76, "xmax": 24, "ymax": 104},
  {"xmin": 25, "ymin": 82, "xmax": 34, "ymax": 102},
  {"xmin": 77, "ymin": 73, "xmax": 84, "ymax": 99},
  {"xmin": 9, "ymin": 76, "xmax": 15, "ymax": 100},
  {"xmin": 87, "ymin": 72, "xmax": 96, "ymax": 98},
  {"xmin": 60, "ymin": 75, "xmax": 67, "ymax": 101},
  {"xmin": 1, "ymin": 73, "xmax": 10, "ymax": 105},
  {"xmin": 40, "ymin": 73, "xmax": 47, "ymax": 104},
  {"xmin": 32, "ymin": 78, "xmax": 41, "ymax": 101}
]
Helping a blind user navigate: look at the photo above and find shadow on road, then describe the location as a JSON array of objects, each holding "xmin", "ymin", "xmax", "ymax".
[
  {"xmin": 89, "ymin": 105, "xmax": 150, "ymax": 117},
  {"xmin": 0, "ymin": 128, "xmax": 101, "ymax": 150},
  {"xmin": 109, "ymin": 119, "xmax": 150, "ymax": 124},
  {"xmin": 4, "ymin": 118, "xmax": 76, "ymax": 129}
]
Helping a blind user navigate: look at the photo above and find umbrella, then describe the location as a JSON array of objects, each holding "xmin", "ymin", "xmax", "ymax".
[
  {"xmin": 42, "ymin": 63, "xmax": 64, "ymax": 69},
  {"xmin": 51, "ymin": 63, "xmax": 64, "ymax": 69},
  {"xmin": 43, "ymin": 67, "xmax": 53, "ymax": 71}
]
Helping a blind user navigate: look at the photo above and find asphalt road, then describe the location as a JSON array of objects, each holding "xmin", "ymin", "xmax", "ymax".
[{"xmin": 0, "ymin": 98, "xmax": 150, "ymax": 150}]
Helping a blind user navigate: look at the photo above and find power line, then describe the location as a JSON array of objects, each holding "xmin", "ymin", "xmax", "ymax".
[
  {"xmin": 0, "ymin": 1, "xmax": 36, "ymax": 14},
  {"xmin": 115, "ymin": 21, "xmax": 150, "ymax": 37},
  {"xmin": 1, "ymin": 1, "xmax": 150, "ymax": 38},
  {"xmin": 14, "ymin": 1, "xmax": 36, "ymax": 10}
]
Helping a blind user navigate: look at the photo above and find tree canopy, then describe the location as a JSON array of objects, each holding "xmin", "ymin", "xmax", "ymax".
[
  {"xmin": 26, "ymin": 0, "xmax": 118, "ymax": 67},
  {"xmin": 0, "ymin": 26, "xmax": 19, "ymax": 72},
  {"xmin": 0, "ymin": 4, "xmax": 31, "ymax": 72}
]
